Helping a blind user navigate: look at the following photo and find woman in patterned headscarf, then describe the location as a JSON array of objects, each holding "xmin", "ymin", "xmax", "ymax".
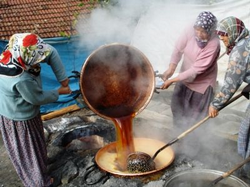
[
  {"xmin": 209, "ymin": 17, "xmax": 250, "ymax": 178},
  {"xmin": 161, "ymin": 11, "xmax": 220, "ymax": 128},
  {"xmin": 0, "ymin": 33, "xmax": 72, "ymax": 187}
]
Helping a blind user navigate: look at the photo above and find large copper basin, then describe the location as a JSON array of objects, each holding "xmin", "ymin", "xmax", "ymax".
[
  {"xmin": 95, "ymin": 138, "xmax": 175, "ymax": 176},
  {"xmin": 79, "ymin": 43, "xmax": 155, "ymax": 119}
]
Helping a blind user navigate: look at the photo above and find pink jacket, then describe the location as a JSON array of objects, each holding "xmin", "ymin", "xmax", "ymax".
[{"xmin": 170, "ymin": 27, "xmax": 220, "ymax": 94}]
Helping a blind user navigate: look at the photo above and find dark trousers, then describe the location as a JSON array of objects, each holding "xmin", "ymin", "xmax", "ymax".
[{"xmin": 171, "ymin": 82, "xmax": 214, "ymax": 128}]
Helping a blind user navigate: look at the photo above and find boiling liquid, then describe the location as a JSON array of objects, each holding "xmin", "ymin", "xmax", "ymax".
[{"xmin": 112, "ymin": 115, "xmax": 135, "ymax": 171}]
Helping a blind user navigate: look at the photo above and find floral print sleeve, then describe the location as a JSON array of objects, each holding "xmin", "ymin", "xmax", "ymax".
[{"xmin": 211, "ymin": 38, "xmax": 250, "ymax": 110}]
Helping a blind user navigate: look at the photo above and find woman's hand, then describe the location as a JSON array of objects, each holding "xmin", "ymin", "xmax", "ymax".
[
  {"xmin": 162, "ymin": 69, "xmax": 172, "ymax": 81},
  {"xmin": 161, "ymin": 79, "xmax": 174, "ymax": 89},
  {"xmin": 58, "ymin": 86, "xmax": 72, "ymax": 95},
  {"xmin": 161, "ymin": 76, "xmax": 179, "ymax": 89},
  {"xmin": 60, "ymin": 78, "xmax": 70, "ymax": 87},
  {"xmin": 162, "ymin": 63, "xmax": 177, "ymax": 81},
  {"xmin": 209, "ymin": 106, "xmax": 219, "ymax": 118}
]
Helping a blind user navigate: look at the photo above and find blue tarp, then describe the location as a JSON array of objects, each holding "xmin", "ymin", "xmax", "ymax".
[{"xmin": 0, "ymin": 36, "xmax": 92, "ymax": 114}]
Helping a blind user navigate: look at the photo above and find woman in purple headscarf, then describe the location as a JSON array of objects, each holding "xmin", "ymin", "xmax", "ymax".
[
  {"xmin": 209, "ymin": 16, "xmax": 250, "ymax": 178},
  {"xmin": 161, "ymin": 11, "xmax": 221, "ymax": 128}
]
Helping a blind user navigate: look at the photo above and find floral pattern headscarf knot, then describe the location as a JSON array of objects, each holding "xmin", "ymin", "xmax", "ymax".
[
  {"xmin": 0, "ymin": 33, "xmax": 51, "ymax": 73},
  {"xmin": 194, "ymin": 11, "xmax": 217, "ymax": 35},
  {"xmin": 216, "ymin": 16, "xmax": 249, "ymax": 55}
]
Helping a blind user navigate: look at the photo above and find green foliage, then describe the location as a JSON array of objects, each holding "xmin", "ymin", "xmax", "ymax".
[
  {"xmin": 78, "ymin": 2, "xmax": 84, "ymax": 7},
  {"xmin": 59, "ymin": 31, "xmax": 70, "ymax": 38}
]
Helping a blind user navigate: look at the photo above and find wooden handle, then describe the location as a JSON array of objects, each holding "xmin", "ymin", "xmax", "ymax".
[
  {"xmin": 152, "ymin": 92, "xmax": 244, "ymax": 161},
  {"xmin": 211, "ymin": 157, "xmax": 250, "ymax": 186},
  {"xmin": 177, "ymin": 116, "xmax": 210, "ymax": 139},
  {"xmin": 177, "ymin": 92, "xmax": 243, "ymax": 140},
  {"xmin": 41, "ymin": 104, "xmax": 81, "ymax": 121},
  {"xmin": 222, "ymin": 157, "xmax": 250, "ymax": 178}
]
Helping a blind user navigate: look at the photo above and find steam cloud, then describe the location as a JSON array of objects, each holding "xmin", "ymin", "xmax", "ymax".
[
  {"xmin": 76, "ymin": 0, "xmax": 248, "ymax": 170},
  {"xmin": 77, "ymin": 0, "xmax": 208, "ymax": 72}
]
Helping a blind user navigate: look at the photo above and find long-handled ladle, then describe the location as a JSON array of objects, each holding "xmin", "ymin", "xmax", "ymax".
[
  {"xmin": 210, "ymin": 156, "xmax": 250, "ymax": 186},
  {"xmin": 127, "ymin": 84, "xmax": 250, "ymax": 173}
]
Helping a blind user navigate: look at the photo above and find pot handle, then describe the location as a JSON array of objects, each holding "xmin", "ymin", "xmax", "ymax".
[
  {"xmin": 154, "ymin": 70, "xmax": 164, "ymax": 94},
  {"xmin": 154, "ymin": 70, "xmax": 176, "ymax": 94}
]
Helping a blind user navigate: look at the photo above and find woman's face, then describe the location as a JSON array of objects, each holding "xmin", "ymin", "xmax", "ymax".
[
  {"xmin": 194, "ymin": 27, "xmax": 209, "ymax": 40},
  {"xmin": 219, "ymin": 35, "xmax": 229, "ymax": 47}
]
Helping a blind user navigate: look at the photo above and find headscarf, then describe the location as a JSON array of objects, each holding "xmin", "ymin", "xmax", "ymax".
[
  {"xmin": 216, "ymin": 16, "xmax": 249, "ymax": 55},
  {"xmin": 194, "ymin": 11, "xmax": 217, "ymax": 48},
  {"xmin": 0, "ymin": 33, "xmax": 51, "ymax": 76}
]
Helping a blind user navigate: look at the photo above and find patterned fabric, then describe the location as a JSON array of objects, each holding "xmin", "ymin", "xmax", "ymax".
[
  {"xmin": 0, "ymin": 33, "xmax": 51, "ymax": 76},
  {"xmin": 171, "ymin": 82, "xmax": 214, "ymax": 128},
  {"xmin": 216, "ymin": 16, "xmax": 249, "ymax": 54},
  {"xmin": 238, "ymin": 104, "xmax": 250, "ymax": 158},
  {"xmin": 0, "ymin": 114, "xmax": 51, "ymax": 187},
  {"xmin": 194, "ymin": 11, "xmax": 217, "ymax": 48},
  {"xmin": 194, "ymin": 11, "xmax": 217, "ymax": 34},
  {"xmin": 211, "ymin": 21, "xmax": 250, "ymax": 110}
]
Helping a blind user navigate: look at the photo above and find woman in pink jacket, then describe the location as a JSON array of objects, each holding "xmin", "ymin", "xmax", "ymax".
[{"xmin": 161, "ymin": 11, "xmax": 220, "ymax": 127}]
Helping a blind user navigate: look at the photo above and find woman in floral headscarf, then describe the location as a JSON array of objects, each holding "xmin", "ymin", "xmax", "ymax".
[
  {"xmin": 161, "ymin": 11, "xmax": 220, "ymax": 128},
  {"xmin": 209, "ymin": 17, "xmax": 250, "ymax": 178},
  {"xmin": 0, "ymin": 33, "xmax": 72, "ymax": 187}
]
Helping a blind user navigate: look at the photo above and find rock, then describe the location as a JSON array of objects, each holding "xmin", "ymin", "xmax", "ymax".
[
  {"xmin": 65, "ymin": 135, "xmax": 106, "ymax": 151},
  {"xmin": 61, "ymin": 161, "xmax": 78, "ymax": 184},
  {"xmin": 47, "ymin": 145, "xmax": 65, "ymax": 164},
  {"xmin": 43, "ymin": 116, "xmax": 85, "ymax": 134}
]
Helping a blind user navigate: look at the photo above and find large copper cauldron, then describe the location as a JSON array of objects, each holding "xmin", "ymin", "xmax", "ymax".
[
  {"xmin": 164, "ymin": 169, "xmax": 249, "ymax": 187},
  {"xmin": 80, "ymin": 43, "xmax": 155, "ymax": 119},
  {"xmin": 80, "ymin": 43, "xmax": 174, "ymax": 176}
]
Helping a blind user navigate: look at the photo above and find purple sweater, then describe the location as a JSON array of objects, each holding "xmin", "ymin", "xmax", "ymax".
[{"xmin": 170, "ymin": 27, "xmax": 220, "ymax": 94}]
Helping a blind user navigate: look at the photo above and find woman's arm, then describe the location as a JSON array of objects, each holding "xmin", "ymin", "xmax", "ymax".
[
  {"xmin": 211, "ymin": 46, "xmax": 247, "ymax": 110},
  {"xmin": 43, "ymin": 45, "xmax": 69, "ymax": 87}
]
